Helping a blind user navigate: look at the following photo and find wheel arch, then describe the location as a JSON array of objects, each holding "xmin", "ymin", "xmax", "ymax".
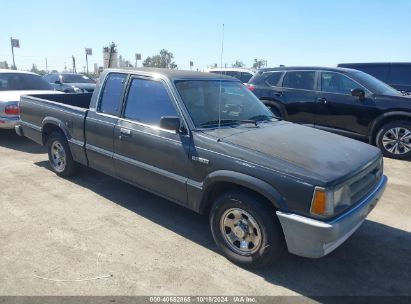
[
  {"xmin": 369, "ymin": 111, "xmax": 411, "ymax": 145},
  {"xmin": 199, "ymin": 170, "xmax": 287, "ymax": 216},
  {"xmin": 259, "ymin": 98, "xmax": 286, "ymax": 118},
  {"xmin": 41, "ymin": 117, "xmax": 70, "ymax": 145}
]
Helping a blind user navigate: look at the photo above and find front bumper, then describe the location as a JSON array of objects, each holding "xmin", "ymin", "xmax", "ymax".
[
  {"xmin": 0, "ymin": 116, "xmax": 19, "ymax": 129},
  {"xmin": 277, "ymin": 175, "xmax": 387, "ymax": 258}
]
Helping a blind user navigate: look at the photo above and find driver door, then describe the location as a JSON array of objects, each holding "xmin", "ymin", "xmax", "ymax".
[
  {"xmin": 113, "ymin": 76, "xmax": 191, "ymax": 205},
  {"xmin": 315, "ymin": 71, "xmax": 375, "ymax": 138}
]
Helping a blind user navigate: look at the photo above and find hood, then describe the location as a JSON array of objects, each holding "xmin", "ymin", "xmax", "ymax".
[
  {"xmin": 0, "ymin": 90, "xmax": 62, "ymax": 102},
  {"xmin": 202, "ymin": 121, "xmax": 381, "ymax": 185}
]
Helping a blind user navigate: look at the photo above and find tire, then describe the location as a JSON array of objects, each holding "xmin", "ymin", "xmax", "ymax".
[
  {"xmin": 46, "ymin": 131, "xmax": 79, "ymax": 177},
  {"xmin": 209, "ymin": 190, "xmax": 285, "ymax": 268},
  {"xmin": 376, "ymin": 120, "xmax": 411, "ymax": 160}
]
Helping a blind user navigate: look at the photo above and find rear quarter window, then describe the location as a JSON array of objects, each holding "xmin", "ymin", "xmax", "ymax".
[
  {"xmin": 265, "ymin": 72, "xmax": 284, "ymax": 87},
  {"xmin": 98, "ymin": 73, "xmax": 127, "ymax": 116}
]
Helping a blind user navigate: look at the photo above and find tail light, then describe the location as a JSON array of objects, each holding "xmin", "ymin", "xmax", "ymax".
[
  {"xmin": 247, "ymin": 84, "xmax": 256, "ymax": 91},
  {"xmin": 5, "ymin": 104, "xmax": 20, "ymax": 115}
]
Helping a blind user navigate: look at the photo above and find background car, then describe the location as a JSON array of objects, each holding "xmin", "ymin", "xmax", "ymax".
[
  {"xmin": 204, "ymin": 67, "xmax": 255, "ymax": 84},
  {"xmin": 338, "ymin": 63, "xmax": 411, "ymax": 93},
  {"xmin": 43, "ymin": 73, "xmax": 96, "ymax": 93},
  {"xmin": 0, "ymin": 69, "xmax": 59, "ymax": 129},
  {"xmin": 247, "ymin": 66, "xmax": 411, "ymax": 159}
]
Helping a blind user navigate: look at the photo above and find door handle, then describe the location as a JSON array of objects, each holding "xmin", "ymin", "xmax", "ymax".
[
  {"xmin": 274, "ymin": 91, "xmax": 283, "ymax": 97},
  {"xmin": 120, "ymin": 128, "xmax": 131, "ymax": 135},
  {"xmin": 317, "ymin": 97, "xmax": 327, "ymax": 104},
  {"xmin": 119, "ymin": 128, "xmax": 131, "ymax": 140}
]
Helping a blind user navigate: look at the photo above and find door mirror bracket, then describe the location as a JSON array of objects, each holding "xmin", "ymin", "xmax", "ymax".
[
  {"xmin": 160, "ymin": 116, "xmax": 182, "ymax": 133},
  {"xmin": 351, "ymin": 88, "xmax": 366, "ymax": 101}
]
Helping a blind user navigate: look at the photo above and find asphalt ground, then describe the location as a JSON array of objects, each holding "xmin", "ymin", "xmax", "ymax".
[{"xmin": 0, "ymin": 129, "xmax": 410, "ymax": 298}]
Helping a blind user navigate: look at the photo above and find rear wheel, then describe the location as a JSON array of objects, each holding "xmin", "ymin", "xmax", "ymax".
[
  {"xmin": 209, "ymin": 190, "xmax": 285, "ymax": 268},
  {"xmin": 261, "ymin": 100, "xmax": 281, "ymax": 118},
  {"xmin": 46, "ymin": 131, "xmax": 79, "ymax": 177},
  {"xmin": 376, "ymin": 120, "xmax": 411, "ymax": 160}
]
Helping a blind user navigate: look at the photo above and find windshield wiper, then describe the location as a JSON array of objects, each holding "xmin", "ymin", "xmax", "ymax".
[
  {"xmin": 200, "ymin": 119, "xmax": 258, "ymax": 127},
  {"xmin": 248, "ymin": 115, "xmax": 275, "ymax": 122}
]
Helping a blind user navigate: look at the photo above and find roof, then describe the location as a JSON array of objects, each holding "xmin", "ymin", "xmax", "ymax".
[
  {"xmin": 204, "ymin": 67, "xmax": 255, "ymax": 73},
  {"xmin": 257, "ymin": 66, "xmax": 359, "ymax": 73},
  {"xmin": 104, "ymin": 68, "xmax": 237, "ymax": 81},
  {"xmin": 339, "ymin": 62, "xmax": 411, "ymax": 67},
  {"xmin": 0, "ymin": 69, "xmax": 38, "ymax": 75}
]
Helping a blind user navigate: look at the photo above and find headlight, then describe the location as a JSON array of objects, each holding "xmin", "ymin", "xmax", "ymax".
[
  {"xmin": 73, "ymin": 87, "xmax": 83, "ymax": 93},
  {"xmin": 310, "ymin": 185, "xmax": 351, "ymax": 217}
]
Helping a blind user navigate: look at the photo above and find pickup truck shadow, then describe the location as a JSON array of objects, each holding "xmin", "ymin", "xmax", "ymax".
[
  {"xmin": 34, "ymin": 160, "xmax": 411, "ymax": 297},
  {"xmin": 0, "ymin": 130, "xmax": 45, "ymax": 154}
]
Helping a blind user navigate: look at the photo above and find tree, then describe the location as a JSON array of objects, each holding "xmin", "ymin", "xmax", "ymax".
[
  {"xmin": 107, "ymin": 42, "xmax": 117, "ymax": 68},
  {"xmin": 252, "ymin": 59, "xmax": 266, "ymax": 69},
  {"xmin": 30, "ymin": 64, "xmax": 46, "ymax": 75},
  {"xmin": 232, "ymin": 60, "xmax": 245, "ymax": 68},
  {"xmin": 143, "ymin": 49, "xmax": 177, "ymax": 69}
]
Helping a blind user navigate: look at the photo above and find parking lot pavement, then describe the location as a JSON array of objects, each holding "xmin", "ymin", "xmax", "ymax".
[{"xmin": 0, "ymin": 129, "xmax": 410, "ymax": 297}]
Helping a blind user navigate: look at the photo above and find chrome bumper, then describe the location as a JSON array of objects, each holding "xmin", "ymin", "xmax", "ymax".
[
  {"xmin": 0, "ymin": 116, "xmax": 19, "ymax": 129},
  {"xmin": 277, "ymin": 175, "xmax": 387, "ymax": 258}
]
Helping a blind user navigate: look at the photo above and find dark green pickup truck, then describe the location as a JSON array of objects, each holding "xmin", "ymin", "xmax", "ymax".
[{"xmin": 16, "ymin": 68, "xmax": 387, "ymax": 268}]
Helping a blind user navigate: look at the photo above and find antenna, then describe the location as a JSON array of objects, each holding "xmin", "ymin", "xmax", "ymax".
[{"xmin": 218, "ymin": 24, "xmax": 225, "ymax": 130}]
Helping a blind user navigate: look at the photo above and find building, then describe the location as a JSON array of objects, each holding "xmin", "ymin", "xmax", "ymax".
[{"xmin": 0, "ymin": 61, "xmax": 9, "ymax": 69}]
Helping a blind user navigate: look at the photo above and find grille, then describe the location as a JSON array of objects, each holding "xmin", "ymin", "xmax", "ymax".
[{"xmin": 348, "ymin": 158, "xmax": 383, "ymax": 204}]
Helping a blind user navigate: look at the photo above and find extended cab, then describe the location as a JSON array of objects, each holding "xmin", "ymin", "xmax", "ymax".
[{"xmin": 16, "ymin": 68, "xmax": 387, "ymax": 267}]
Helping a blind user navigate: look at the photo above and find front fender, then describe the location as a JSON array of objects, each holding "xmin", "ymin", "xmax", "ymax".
[
  {"xmin": 368, "ymin": 111, "xmax": 411, "ymax": 143},
  {"xmin": 200, "ymin": 170, "xmax": 288, "ymax": 212}
]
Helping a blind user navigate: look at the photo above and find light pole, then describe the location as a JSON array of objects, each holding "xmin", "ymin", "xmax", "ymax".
[{"xmin": 10, "ymin": 37, "xmax": 20, "ymax": 70}]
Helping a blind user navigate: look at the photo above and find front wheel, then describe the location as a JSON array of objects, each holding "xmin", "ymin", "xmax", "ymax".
[
  {"xmin": 376, "ymin": 120, "xmax": 411, "ymax": 160},
  {"xmin": 47, "ymin": 132, "xmax": 79, "ymax": 177},
  {"xmin": 209, "ymin": 190, "xmax": 285, "ymax": 268}
]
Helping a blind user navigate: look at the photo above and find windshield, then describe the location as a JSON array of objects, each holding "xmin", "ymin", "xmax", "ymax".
[
  {"xmin": 62, "ymin": 74, "xmax": 94, "ymax": 84},
  {"xmin": 0, "ymin": 73, "xmax": 53, "ymax": 91},
  {"xmin": 352, "ymin": 71, "xmax": 402, "ymax": 96},
  {"xmin": 175, "ymin": 80, "xmax": 273, "ymax": 128}
]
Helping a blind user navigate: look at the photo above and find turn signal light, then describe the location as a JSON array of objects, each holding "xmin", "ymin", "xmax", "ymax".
[
  {"xmin": 5, "ymin": 104, "xmax": 19, "ymax": 115},
  {"xmin": 311, "ymin": 189, "xmax": 327, "ymax": 215}
]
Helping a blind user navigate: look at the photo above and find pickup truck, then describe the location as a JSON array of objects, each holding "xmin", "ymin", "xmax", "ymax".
[{"xmin": 16, "ymin": 68, "xmax": 388, "ymax": 268}]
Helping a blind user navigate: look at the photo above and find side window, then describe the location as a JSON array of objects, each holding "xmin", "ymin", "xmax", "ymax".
[
  {"xmin": 52, "ymin": 75, "xmax": 60, "ymax": 83},
  {"xmin": 265, "ymin": 72, "xmax": 283, "ymax": 87},
  {"xmin": 241, "ymin": 72, "xmax": 253, "ymax": 83},
  {"xmin": 283, "ymin": 71, "xmax": 315, "ymax": 90},
  {"xmin": 321, "ymin": 72, "xmax": 362, "ymax": 95},
  {"xmin": 389, "ymin": 66, "xmax": 411, "ymax": 86},
  {"xmin": 99, "ymin": 73, "xmax": 127, "ymax": 116},
  {"xmin": 225, "ymin": 71, "xmax": 241, "ymax": 80},
  {"xmin": 123, "ymin": 78, "xmax": 177, "ymax": 126}
]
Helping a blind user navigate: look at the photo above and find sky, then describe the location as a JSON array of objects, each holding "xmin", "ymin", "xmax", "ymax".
[{"xmin": 1, "ymin": 0, "xmax": 411, "ymax": 72}]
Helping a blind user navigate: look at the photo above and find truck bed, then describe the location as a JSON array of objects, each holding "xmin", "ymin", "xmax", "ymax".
[
  {"xmin": 18, "ymin": 93, "xmax": 94, "ymax": 165},
  {"xmin": 25, "ymin": 92, "xmax": 93, "ymax": 109}
]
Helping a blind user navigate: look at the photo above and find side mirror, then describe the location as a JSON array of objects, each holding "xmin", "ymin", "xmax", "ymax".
[
  {"xmin": 160, "ymin": 116, "xmax": 181, "ymax": 132},
  {"xmin": 351, "ymin": 88, "xmax": 365, "ymax": 100},
  {"xmin": 55, "ymin": 80, "xmax": 62, "ymax": 85}
]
